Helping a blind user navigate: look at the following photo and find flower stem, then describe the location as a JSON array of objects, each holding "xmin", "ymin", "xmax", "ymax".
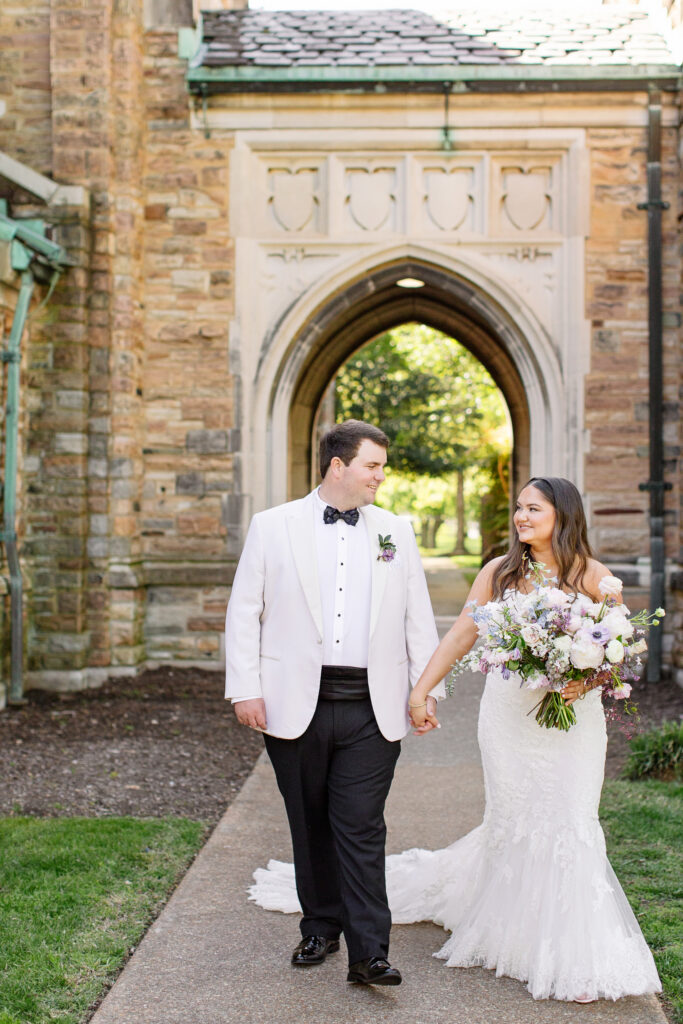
[{"xmin": 535, "ymin": 691, "xmax": 577, "ymax": 731}]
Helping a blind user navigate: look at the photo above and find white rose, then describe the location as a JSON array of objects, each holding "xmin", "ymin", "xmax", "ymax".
[
  {"xmin": 553, "ymin": 635, "xmax": 573, "ymax": 653},
  {"xmin": 570, "ymin": 593, "xmax": 594, "ymax": 615},
  {"xmin": 599, "ymin": 575, "xmax": 623, "ymax": 597},
  {"xmin": 605, "ymin": 639, "xmax": 625, "ymax": 664},
  {"xmin": 521, "ymin": 624, "xmax": 541, "ymax": 646},
  {"xmin": 569, "ymin": 638, "xmax": 605, "ymax": 671},
  {"xmin": 545, "ymin": 587, "xmax": 570, "ymax": 608},
  {"xmin": 601, "ymin": 609, "xmax": 632, "ymax": 640},
  {"xmin": 565, "ymin": 614, "xmax": 583, "ymax": 635},
  {"xmin": 619, "ymin": 619, "xmax": 634, "ymax": 640}
]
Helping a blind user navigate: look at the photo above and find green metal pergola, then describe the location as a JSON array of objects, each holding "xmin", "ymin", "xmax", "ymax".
[{"xmin": 0, "ymin": 201, "xmax": 70, "ymax": 704}]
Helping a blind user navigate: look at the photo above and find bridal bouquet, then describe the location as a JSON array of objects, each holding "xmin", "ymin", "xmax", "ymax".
[{"xmin": 450, "ymin": 566, "xmax": 664, "ymax": 731}]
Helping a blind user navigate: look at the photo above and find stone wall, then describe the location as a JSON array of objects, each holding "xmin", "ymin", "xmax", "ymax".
[
  {"xmin": 0, "ymin": 0, "xmax": 52, "ymax": 175},
  {"xmin": 0, "ymin": 2, "xmax": 680, "ymax": 690},
  {"xmin": 140, "ymin": 29, "xmax": 235, "ymax": 664},
  {"xmin": 674, "ymin": 85, "xmax": 683, "ymax": 686},
  {"xmin": 584, "ymin": 111, "xmax": 680, "ymax": 562}
]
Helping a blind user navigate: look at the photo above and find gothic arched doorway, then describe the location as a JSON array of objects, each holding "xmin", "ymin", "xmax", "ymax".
[{"xmin": 246, "ymin": 247, "xmax": 565, "ymax": 521}]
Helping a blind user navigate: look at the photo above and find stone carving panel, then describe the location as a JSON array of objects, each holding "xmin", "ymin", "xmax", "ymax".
[
  {"xmin": 259, "ymin": 247, "xmax": 339, "ymax": 327},
  {"xmin": 483, "ymin": 246, "xmax": 558, "ymax": 330},
  {"xmin": 422, "ymin": 165, "xmax": 475, "ymax": 232},
  {"xmin": 267, "ymin": 166, "xmax": 322, "ymax": 233},
  {"xmin": 496, "ymin": 162, "xmax": 557, "ymax": 235},
  {"xmin": 344, "ymin": 166, "xmax": 398, "ymax": 232}
]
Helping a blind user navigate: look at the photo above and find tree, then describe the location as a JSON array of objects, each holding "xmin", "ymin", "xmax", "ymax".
[{"xmin": 334, "ymin": 324, "xmax": 510, "ymax": 551}]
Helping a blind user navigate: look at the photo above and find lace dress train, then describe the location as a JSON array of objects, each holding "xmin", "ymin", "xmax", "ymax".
[{"xmin": 250, "ymin": 660, "xmax": 661, "ymax": 1001}]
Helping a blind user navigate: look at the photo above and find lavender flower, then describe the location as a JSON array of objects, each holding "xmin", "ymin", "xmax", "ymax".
[{"xmin": 578, "ymin": 622, "xmax": 612, "ymax": 645}]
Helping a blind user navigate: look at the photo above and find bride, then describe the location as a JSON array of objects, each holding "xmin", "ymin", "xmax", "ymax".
[{"xmin": 250, "ymin": 477, "xmax": 661, "ymax": 1003}]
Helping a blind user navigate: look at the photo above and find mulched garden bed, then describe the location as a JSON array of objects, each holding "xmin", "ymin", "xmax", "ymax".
[
  {"xmin": 0, "ymin": 668, "xmax": 264, "ymax": 822},
  {"xmin": 0, "ymin": 666, "xmax": 681, "ymax": 821}
]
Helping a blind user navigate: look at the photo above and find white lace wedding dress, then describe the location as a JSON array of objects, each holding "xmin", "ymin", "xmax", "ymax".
[{"xmin": 249, "ymin": 599, "xmax": 661, "ymax": 1002}]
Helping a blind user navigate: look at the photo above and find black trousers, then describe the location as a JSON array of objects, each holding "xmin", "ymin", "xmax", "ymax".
[{"xmin": 264, "ymin": 697, "xmax": 401, "ymax": 965}]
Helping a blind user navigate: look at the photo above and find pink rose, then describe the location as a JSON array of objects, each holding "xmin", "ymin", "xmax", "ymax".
[{"xmin": 606, "ymin": 683, "xmax": 632, "ymax": 700}]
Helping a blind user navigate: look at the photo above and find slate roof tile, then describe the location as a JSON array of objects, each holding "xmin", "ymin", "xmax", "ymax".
[{"xmin": 195, "ymin": 6, "xmax": 679, "ymax": 72}]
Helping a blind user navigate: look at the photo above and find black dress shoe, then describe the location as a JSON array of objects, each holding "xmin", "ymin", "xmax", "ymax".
[
  {"xmin": 347, "ymin": 957, "xmax": 402, "ymax": 986},
  {"xmin": 291, "ymin": 935, "xmax": 340, "ymax": 966}
]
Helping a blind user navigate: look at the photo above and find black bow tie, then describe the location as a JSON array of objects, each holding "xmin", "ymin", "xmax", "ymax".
[{"xmin": 323, "ymin": 505, "xmax": 359, "ymax": 526}]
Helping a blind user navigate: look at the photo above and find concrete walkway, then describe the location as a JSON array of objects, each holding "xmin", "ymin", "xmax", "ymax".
[{"xmin": 92, "ymin": 563, "xmax": 666, "ymax": 1024}]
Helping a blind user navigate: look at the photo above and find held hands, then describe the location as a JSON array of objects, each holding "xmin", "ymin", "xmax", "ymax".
[
  {"xmin": 408, "ymin": 693, "xmax": 440, "ymax": 735},
  {"xmin": 234, "ymin": 698, "xmax": 267, "ymax": 731}
]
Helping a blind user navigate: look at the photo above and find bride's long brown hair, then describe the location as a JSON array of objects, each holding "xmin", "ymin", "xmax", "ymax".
[{"xmin": 491, "ymin": 477, "xmax": 594, "ymax": 599}]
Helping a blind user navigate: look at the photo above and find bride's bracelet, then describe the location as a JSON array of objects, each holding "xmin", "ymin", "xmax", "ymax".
[{"xmin": 408, "ymin": 701, "xmax": 428, "ymax": 708}]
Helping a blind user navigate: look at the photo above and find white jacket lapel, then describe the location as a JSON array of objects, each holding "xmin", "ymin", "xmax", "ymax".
[
  {"xmin": 362, "ymin": 505, "xmax": 389, "ymax": 638},
  {"xmin": 286, "ymin": 492, "xmax": 323, "ymax": 639}
]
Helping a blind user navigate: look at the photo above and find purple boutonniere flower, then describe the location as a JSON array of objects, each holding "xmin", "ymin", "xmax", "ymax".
[{"xmin": 377, "ymin": 534, "xmax": 397, "ymax": 563}]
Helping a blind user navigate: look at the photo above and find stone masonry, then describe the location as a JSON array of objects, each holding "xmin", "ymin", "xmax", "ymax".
[{"xmin": 0, "ymin": 0, "xmax": 681, "ymax": 698}]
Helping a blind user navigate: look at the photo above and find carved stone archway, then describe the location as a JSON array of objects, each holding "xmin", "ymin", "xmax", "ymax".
[
  {"xmin": 246, "ymin": 246, "xmax": 565, "ymax": 520},
  {"xmin": 288, "ymin": 267, "xmax": 527, "ymax": 502}
]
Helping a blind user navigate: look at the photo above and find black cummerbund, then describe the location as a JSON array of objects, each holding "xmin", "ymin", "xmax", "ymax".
[{"xmin": 319, "ymin": 665, "xmax": 369, "ymax": 701}]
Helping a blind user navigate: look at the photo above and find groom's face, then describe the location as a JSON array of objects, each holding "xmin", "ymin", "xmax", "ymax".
[{"xmin": 340, "ymin": 439, "xmax": 387, "ymax": 507}]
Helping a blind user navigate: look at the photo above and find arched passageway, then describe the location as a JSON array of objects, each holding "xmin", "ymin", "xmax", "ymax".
[{"xmin": 248, "ymin": 249, "xmax": 563, "ymax": 517}]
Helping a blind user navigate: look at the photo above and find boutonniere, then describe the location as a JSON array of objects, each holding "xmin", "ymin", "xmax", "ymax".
[{"xmin": 377, "ymin": 534, "xmax": 397, "ymax": 563}]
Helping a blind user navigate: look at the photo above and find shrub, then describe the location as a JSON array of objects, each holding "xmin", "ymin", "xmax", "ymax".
[{"xmin": 623, "ymin": 719, "xmax": 683, "ymax": 781}]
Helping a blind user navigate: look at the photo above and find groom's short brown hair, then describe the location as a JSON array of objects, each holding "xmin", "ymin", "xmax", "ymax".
[{"xmin": 319, "ymin": 420, "xmax": 389, "ymax": 478}]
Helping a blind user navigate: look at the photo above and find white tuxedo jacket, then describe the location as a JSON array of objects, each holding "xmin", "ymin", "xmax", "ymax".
[{"xmin": 224, "ymin": 490, "xmax": 443, "ymax": 740}]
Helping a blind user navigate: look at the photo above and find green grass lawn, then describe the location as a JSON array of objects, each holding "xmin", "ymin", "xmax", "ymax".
[
  {"xmin": 601, "ymin": 780, "xmax": 683, "ymax": 1022},
  {"xmin": 0, "ymin": 782, "xmax": 679, "ymax": 1024},
  {"xmin": 0, "ymin": 817, "xmax": 207, "ymax": 1024},
  {"xmin": 418, "ymin": 523, "xmax": 482, "ymax": 565}
]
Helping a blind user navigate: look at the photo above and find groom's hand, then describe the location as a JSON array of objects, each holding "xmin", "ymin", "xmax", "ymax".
[{"xmin": 234, "ymin": 698, "xmax": 267, "ymax": 731}]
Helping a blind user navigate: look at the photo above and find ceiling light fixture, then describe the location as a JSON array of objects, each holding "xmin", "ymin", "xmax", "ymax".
[{"xmin": 395, "ymin": 277, "xmax": 425, "ymax": 289}]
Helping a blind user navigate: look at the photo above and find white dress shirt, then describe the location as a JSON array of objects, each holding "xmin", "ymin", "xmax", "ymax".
[{"xmin": 314, "ymin": 488, "xmax": 371, "ymax": 667}]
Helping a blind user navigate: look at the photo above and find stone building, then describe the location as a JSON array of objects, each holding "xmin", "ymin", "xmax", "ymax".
[{"xmin": 0, "ymin": 0, "xmax": 681, "ymax": 705}]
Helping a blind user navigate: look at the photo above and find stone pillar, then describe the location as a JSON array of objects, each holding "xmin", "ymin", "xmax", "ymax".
[
  {"xmin": 34, "ymin": 0, "xmax": 149, "ymax": 680},
  {"xmin": 673, "ymin": 83, "xmax": 683, "ymax": 687},
  {"xmin": 141, "ymin": 27, "xmax": 235, "ymax": 663},
  {"xmin": 106, "ymin": 0, "xmax": 147, "ymax": 667},
  {"xmin": 23, "ymin": 194, "xmax": 93, "ymax": 683}
]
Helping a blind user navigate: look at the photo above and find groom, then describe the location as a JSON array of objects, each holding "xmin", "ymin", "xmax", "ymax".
[{"xmin": 225, "ymin": 420, "xmax": 443, "ymax": 986}]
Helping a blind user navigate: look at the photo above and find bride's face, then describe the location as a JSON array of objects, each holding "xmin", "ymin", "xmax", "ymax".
[{"xmin": 514, "ymin": 485, "xmax": 556, "ymax": 549}]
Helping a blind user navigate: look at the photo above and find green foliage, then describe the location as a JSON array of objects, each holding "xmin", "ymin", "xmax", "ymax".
[
  {"xmin": 334, "ymin": 323, "xmax": 511, "ymax": 549},
  {"xmin": 378, "ymin": 471, "xmax": 453, "ymax": 518},
  {"xmin": 601, "ymin": 780, "xmax": 683, "ymax": 1021},
  {"xmin": 623, "ymin": 719, "xmax": 683, "ymax": 781},
  {"xmin": 480, "ymin": 451, "xmax": 511, "ymax": 562},
  {"xmin": 0, "ymin": 817, "xmax": 206, "ymax": 1024},
  {"xmin": 335, "ymin": 323, "xmax": 510, "ymax": 477}
]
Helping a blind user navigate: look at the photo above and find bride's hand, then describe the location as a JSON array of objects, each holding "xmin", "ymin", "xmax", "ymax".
[
  {"xmin": 561, "ymin": 670, "xmax": 610, "ymax": 705},
  {"xmin": 409, "ymin": 694, "xmax": 440, "ymax": 735},
  {"xmin": 560, "ymin": 680, "xmax": 586, "ymax": 704}
]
